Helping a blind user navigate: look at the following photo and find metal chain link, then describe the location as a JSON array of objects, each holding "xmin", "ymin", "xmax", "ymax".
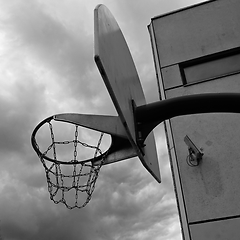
[{"xmin": 34, "ymin": 120, "xmax": 106, "ymax": 209}]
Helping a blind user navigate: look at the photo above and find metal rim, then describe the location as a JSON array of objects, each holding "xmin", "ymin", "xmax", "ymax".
[{"xmin": 31, "ymin": 115, "xmax": 107, "ymax": 165}]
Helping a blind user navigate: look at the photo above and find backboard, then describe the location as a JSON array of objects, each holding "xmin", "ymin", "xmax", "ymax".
[{"xmin": 94, "ymin": 4, "xmax": 161, "ymax": 183}]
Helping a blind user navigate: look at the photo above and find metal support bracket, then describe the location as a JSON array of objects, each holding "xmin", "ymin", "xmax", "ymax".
[{"xmin": 184, "ymin": 135, "xmax": 203, "ymax": 166}]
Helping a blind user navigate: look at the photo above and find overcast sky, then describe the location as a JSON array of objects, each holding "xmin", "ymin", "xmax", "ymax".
[{"xmin": 0, "ymin": 0, "xmax": 205, "ymax": 239}]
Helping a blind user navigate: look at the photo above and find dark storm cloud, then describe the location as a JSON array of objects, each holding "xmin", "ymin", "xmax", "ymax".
[
  {"xmin": 0, "ymin": 0, "xmax": 205, "ymax": 240},
  {"xmin": 0, "ymin": 169, "xmax": 102, "ymax": 240},
  {"xmin": 0, "ymin": 186, "xmax": 91, "ymax": 240},
  {"xmin": 87, "ymin": 158, "xmax": 179, "ymax": 240}
]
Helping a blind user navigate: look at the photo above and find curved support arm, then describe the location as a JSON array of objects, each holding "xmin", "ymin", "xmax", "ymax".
[
  {"xmin": 54, "ymin": 113, "xmax": 127, "ymax": 138},
  {"xmin": 136, "ymin": 93, "xmax": 240, "ymax": 142},
  {"xmin": 53, "ymin": 113, "xmax": 137, "ymax": 164}
]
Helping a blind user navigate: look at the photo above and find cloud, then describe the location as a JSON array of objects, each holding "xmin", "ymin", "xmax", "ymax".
[
  {"xmin": 1, "ymin": 0, "xmax": 109, "ymax": 115},
  {"xmin": 0, "ymin": 69, "xmax": 46, "ymax": 155},
  {"xmin": 0, "ymin": 0, "xmax": 211, "ymax": 239}
]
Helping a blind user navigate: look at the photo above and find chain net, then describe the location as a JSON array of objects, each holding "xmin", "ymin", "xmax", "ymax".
[{"xmin": 35, "ymin": 121, "xmax": 106, "ymax": 209}]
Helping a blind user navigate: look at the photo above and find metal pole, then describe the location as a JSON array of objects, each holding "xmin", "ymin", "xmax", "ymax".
[{"xmin": 136, "ymin": 93, "xmax": 240, "ymax": 141}]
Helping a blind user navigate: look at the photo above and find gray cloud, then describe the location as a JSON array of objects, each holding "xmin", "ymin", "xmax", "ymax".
[
  {"xmin": 2, "ymin": 0, "xmax": 107, "ymax": 113},
  {"xmin": 0, "ymin": 0, "xmax": 205, "ymax": 239},
  {"xmin": 0, "ymin": 78, "xmax": 46, "ymax": 154}
]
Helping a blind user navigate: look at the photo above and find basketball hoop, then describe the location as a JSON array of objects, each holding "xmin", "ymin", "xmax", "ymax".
[
  {"xmin": 31, "ymin": 4, "xmax": 162, "ymax": 210},
  {"xmin": 31, "ymin": 116, "xmax": 107, "ymax": 209}
]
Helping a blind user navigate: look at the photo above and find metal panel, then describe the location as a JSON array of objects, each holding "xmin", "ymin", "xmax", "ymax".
[
  {"xmin": 183, "ymin": 52, "xmax": 240, "ymax": 84},
  {"xmin": 152, "ymin": 0, "xmax": 240, "ymax": 67},
  {"xmin": 161, "ymin": 65, "xmax": 183, "ymax": 89},
  {"xmin": 166, "ymin": 74, "xmax": 240, "ymax": 223},
  {"xmin": 190, "ymin": 218, "xmax": 240, "ymax": 240}
]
